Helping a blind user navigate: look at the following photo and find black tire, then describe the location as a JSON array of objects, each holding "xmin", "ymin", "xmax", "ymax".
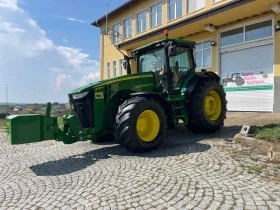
[
  {"xmin": 235, "ymin": 77, "xmax": 245, "ymax": 86},
  {"xmin": 187, "ymin": 79, "xmax": 227, "ymax": 133},
  {"xmin": 113, "ymin": 97, "xmax": 166, "ymax": 153}
]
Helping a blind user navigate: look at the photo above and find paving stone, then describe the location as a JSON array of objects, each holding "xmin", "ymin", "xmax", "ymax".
[{"xmin": 0, "ymin": 131, "xmax": 279, "ymax": 210}]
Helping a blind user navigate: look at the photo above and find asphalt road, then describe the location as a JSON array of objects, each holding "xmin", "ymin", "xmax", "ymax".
[{"xmin": 0, "ymin": 112, "xmax": 279, "ymax": 210}]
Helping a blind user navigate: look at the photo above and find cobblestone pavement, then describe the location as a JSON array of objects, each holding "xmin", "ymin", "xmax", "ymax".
[{"xmin": 0, "ymin": 113, "xmax": 280, "ymax": 210}]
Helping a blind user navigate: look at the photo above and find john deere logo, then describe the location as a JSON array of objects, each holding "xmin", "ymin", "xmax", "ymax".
[{"xmin": 95, "ymin": 92, "xmax": 104, "ymax": 99}]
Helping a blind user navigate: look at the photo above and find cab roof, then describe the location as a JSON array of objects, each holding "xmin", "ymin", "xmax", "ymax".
[{"xmin": 132, "ymin": 39, "xmax": 196, "ymax": 55}]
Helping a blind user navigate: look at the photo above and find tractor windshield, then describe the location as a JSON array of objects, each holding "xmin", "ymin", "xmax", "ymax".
[
  {"xmin": 138, "ymin": 46, "xmax": 195, "ymax": 91},
  {"xmin": 139, "ymin": 48, "xmax": 165, "ymax": 74}
]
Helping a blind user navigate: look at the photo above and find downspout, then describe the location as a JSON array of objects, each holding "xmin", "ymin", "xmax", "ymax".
[{"xmin": 95, "ymin": 20, "xmax": 105, "ymax": 80}]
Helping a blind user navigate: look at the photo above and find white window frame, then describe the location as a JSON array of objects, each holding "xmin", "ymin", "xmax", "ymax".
[
  {"xmin": 150, "ymin": 1, "xmax": 162, "ymax": 28},
  {"xmin": 119, "ymin": 59, "xmax": 123, "ymax": 76},
  {"xmin": 123, "ymin": 16, "xmax": 132, "ymax": 38},
  {"xmin": 168, "ymin": 0, "xmax": 182, "ymax": 21},
  {"xmin": 112, "ymin": 23, "xmax": 120, "ymax": 44},
  {"xmin": 195, "ymin": 40, "xmax": 212, "ymax": 69},
  {"xmin": 136, "ymin": 10, "xmax": 147, "ymax": 34},
  {"xmin": 219, "ymin": 17, "xmax": 273, "ymax": 49},
  {"xmin": 113, "ymin": 61, "xmax": 117, "ymax": 78},
  {"xmin": 212, "ymin": 0, "xmax": 222, "ymax": 4},
  {"xmin": 107, "ymin": 62, "xmax": 110, "ymax": 79},
  {"xmin": 187, "ymin": 0, "xmax": 205, "ymax": 14},
  {"xmin": 217, "ymin": 16, "xmax": 274, "ymax": 77}
]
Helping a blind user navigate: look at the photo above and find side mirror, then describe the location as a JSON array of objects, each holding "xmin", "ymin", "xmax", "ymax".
[
  {"xmin": 168, "ymin": 44, "xmax": 177, "ymax": 57},
  {"xmin": 123, "ymin": 61, "xmax": 128, "ymax": 70}
]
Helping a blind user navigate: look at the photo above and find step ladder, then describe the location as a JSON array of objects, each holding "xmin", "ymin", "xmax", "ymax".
[{"xmin": 171, "ymin": 100, "xmax": 188, "ymax": 126}]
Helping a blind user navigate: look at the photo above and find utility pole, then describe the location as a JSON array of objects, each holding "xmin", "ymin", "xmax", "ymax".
[
  {"xmin": 6, "ymin": 84, "xmax": 8, "ymax": 106},
  {"xmin": 5, "ymin": 84, "xmax": 8, "ymax": 114}
]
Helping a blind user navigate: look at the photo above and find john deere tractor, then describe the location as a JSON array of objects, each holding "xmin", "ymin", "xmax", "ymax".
[{"xmin": 6, "ymin": 38, "xmax": 226, "ymax": 152}]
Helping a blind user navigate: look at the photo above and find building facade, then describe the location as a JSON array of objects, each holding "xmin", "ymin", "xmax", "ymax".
[{"xmin": 92, "ymin": 0, "xmax": 280, "ymax": 112}]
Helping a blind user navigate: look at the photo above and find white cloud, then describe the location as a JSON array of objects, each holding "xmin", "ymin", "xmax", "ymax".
[
  {"xmin": 26, "ymin": 18, "xmax": 37, "ymax": 27},
  {"xmin": 0, "ymin": 0, "xmax": 100, "ymax": 103},
  {"xmin": 56, "ymin": 46, "xmax": 89, "ymax": 67},
  {"xmin": 65, "ymin": 16, "xmax": 86, "ymax": 23},
  {"xmin": 0, "ymin": 22, "xmax": 25, "ymax": 33},
  {"xmin": 0, "ymin": 0, "xmax": 19, "ymax": 10},
  {"xmin": 77, "ymin": 72, "xmax": 100, "ymax": 87},
  {"xmin": 34, "ymin": 38, "xmax": 53, "ymax": 51},
  {"xmin": 56, "ymin": 74, "xmax": 73, "ymax": 91}
]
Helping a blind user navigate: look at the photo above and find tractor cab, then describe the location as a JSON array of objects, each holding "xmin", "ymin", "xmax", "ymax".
[{"xmin": 132, "ymin": 39, "xmax": 196, "ymax": 93}]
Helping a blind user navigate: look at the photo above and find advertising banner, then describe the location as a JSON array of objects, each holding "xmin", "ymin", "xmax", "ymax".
[{"xmin": 221, "ymin": 44, "xmax": 273, "ymax": 111}]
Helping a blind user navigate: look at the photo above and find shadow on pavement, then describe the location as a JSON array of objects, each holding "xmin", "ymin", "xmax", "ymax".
[{"xmin": 30, "ymin": 125, "xmax": 240, "ymax": 176}]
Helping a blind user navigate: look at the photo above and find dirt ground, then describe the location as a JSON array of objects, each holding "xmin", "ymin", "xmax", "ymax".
[
  {"xmin": 222, "ymin": 111, "xmax": 280, "ymax": 182},
  {"xmin": 225, "ymin": 111, "xmax": 280, "ymax": 126}
]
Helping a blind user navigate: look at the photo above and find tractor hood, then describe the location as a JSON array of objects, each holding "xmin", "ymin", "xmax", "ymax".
[
  {"xmin": 68, "ymin": 81, "xmax": 101, "ymax": 94},
  {"xmin": 68, "ymin": 72, "xmax": 155, "ymax": 95}
]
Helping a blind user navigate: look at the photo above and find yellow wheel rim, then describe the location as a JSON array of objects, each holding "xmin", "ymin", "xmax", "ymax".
[
  {"xmin": 204, "ymin": 91, "xmax": 222, "ymax": 121},
  {"xmin": 136, "ymin": 110, "xmax": 160, "ymax": 142}
]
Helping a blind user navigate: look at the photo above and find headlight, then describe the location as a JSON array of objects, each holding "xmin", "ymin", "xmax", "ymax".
[{"xmin": 72, "ymin": 91, "xmax": 89, "ymax": 100}]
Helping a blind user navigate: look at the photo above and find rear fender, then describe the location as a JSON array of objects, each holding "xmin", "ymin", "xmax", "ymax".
[{"xmin": 184, "ymin": 72, "xmax": 221, "ymax": 100}]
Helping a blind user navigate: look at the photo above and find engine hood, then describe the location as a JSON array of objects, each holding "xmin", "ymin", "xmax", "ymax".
[{"xmin": 68, "ymin": 72, "xmax": 154, "ymax": 95}]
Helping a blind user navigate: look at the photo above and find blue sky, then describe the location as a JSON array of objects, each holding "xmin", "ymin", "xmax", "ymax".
[{"xmin": 0, "ymin": 0, "xmax": 127, "ymax": 103}]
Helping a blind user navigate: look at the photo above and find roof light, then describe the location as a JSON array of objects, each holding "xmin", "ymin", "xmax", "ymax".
[{"xmin": 164, "ymin": 29, "xmax": 169, "ymax": 38}]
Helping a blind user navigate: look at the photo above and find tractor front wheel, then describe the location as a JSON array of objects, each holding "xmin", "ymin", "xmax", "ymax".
[
  {"xmin": 187, "ymin": 79, "xmax": 227, "ymax": 133},
  {"xmin": 114, "ymin": 97, "xmax": 166, "ymax": 152}
]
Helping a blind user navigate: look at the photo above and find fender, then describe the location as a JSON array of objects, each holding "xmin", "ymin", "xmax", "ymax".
[
  {"xmin": 184, "ymin": 71, "xmax": 221, "ymax": 101},
  {"xmin": 103, "ymin": 89, "xmax": 135, "ymax": 129}
]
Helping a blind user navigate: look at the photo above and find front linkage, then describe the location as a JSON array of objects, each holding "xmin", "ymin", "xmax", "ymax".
[{"xmin": 6, "ymin": 103, "xmax": 90, "ymax": 145}]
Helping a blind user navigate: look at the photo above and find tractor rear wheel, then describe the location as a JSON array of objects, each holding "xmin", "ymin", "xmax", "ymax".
[
  {"xmin": 187, "ymin": 79, "xmax": 226, "ymax": 133},
  {"xmin": 113, "ymin": 97, "xmax": 166, "ymax": 152},
  {"xmin": 235, "ymin": 77, "xmax": 245, "ymax": 86}
]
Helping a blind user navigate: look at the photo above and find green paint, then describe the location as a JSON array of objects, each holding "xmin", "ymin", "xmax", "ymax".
[
  {"xmin": 224, "ymin": 85, "xmax": 273, "ymax": 92},
  {"xmin": 6, "ymin": 114, "xmax": 57, "ymax": 145}
]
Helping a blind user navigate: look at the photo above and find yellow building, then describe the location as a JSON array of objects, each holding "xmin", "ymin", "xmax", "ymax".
[{"xmin": 92, "ymin": 0, "xmax": 280, "ymax": 112}]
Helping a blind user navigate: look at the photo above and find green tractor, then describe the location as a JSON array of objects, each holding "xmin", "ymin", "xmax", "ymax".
[{"xmin": 6, "ymin": 38, "xmax": 226, "ymax": 152}]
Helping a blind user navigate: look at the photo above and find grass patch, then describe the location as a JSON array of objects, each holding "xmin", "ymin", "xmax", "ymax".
[
  {"xmin": 247, "ymin": 165, "xmax": 263, "ymax": 175},
  {"xmin": 0, "ymin": 119, "xmax": 6, "ymax": 129},
  {"xmin": 250, "ymin": 156, "xmax": 260, "ymax": 162},
  {"xmin": 251, "ymin": 124, "xmax": 280, "ymax": 142}
]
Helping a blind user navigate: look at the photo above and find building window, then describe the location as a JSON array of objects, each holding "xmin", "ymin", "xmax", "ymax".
[
  {"xmin": 113, "ymin": 61, "xmax": 117, "ymax": 77},
  {"xmin": 123, "ymin": 17, "xmax": 132, "ymax": 38},
  {"xmin": 112, "ymin": 23, "xmax": 120, "ymax": 44},
  {"xmin": 151, "ymin": 2, "xmax": 162, "ymax": 28},
  {"xmin": 107, "ymin": 62, "xmax": 110, "ymax": 79},
  {"xmin": 187, "ymin": 0, "xmax": 205, "ymax": 13},
  {"xmin": 119, "ymin": 59, "xmax": 123, "ymax": 76},
  {"xmin": 245, "ymin": 20, "xmax": 272, "ymax": 42},
  {"xmin": 136, "ymin": 10, "xmax": 147, "ymax": 33},
  {"xmin": 221, "ymin": 27, "xmax": 243, "ymax": 47},
  {"xmin": 195, "ymin": 41, "xmax": 212, "ymax": 69},
  {"xmin": 212, "ymin": 0, "xmax": 222, "ymax": 3},
  {"xmin": 168, "ymin": 0, "xmax": 182, "ymax": 21},
  {"xmin": 221, "ymin": 20, "xmax": 272, "ymax": 47}
]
